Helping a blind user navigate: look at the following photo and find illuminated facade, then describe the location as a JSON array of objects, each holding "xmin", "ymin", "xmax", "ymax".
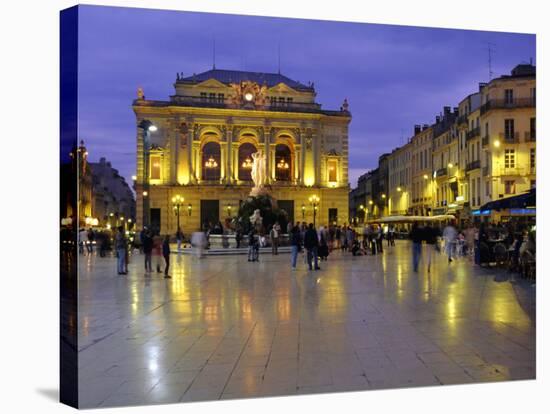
[
  {"xmin": 350, "ymin": 63, "xmax": 535, "ymax": 223},
  {"xmin": 479, "ymin": 65, "xmax": 536, "ymax": 207},
  {"xmin": 134, "ymin": 69, "xmax": 351, "ymax": 234}
]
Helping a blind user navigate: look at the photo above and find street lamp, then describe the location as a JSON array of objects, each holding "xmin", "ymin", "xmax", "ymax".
[
  {"xmin": 301, "ymin": 203, "xmax": 306, "ymax": 219},
  {"xmin": 226, "ymin": 204, "xmax": 233, "ymax": 217},
  {"xmin": 359, "ymin": 204, "xmax": 365, "ymax": 223},
  {"xmin": 187, "ymin": 203, "xmax": 192, "ymax": 217},
  {"xmin": 138, "ymin": 119, "xmax": 157, "ymax": 228},
  {"xmin": 172, "ymin": 194, "xmax": 184, "ymax": 232},
  {"xmin": 309, "ymin": 195, "xmax": 320, "ymax": 226}
]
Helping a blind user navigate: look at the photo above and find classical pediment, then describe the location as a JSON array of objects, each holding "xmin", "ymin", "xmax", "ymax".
[
  {"xmin": 195, "ymin": 78, "xmax": 230, "ymax": 89},
  {"xmin": 268, "ymin": 82, "xmax": 298, "ymax": 94}
]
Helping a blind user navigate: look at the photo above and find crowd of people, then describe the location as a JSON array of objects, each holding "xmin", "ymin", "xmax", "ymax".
[{"xmin": 76, "ymin": 215, "xmax": 535, "ymax": 282}]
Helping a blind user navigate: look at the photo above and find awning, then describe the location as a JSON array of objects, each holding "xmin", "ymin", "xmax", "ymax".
[
  {"xmin": 479, "ymin": 188, "xmax": 536, "ymax": 211},
  {"xmin": 368, "ymin": 214, "xmax": 456, "ymax": 224}
]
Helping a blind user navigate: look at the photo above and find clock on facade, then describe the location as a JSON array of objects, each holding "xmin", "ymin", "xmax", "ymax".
[{"xmin": 244, "ymin": 92, "xmax": 254, "ymax": 102}]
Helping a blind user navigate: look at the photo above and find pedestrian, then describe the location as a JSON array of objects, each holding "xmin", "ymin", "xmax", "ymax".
[
  {"xmin": 318, "ymin": 225, "xmax": 329, "ymax": 261},
  {"xmin": 247, "ymin": 229, "xmax": 259, "ymax": 262},
  {"xmin": 78, "ymin": 228, "xmax": 88, "ymax": 255},
  {"xmin": 162, "ymin": 235, "xmax": 171, "ymax": 278},
  {"xmin": 464, "ymin": 223, "xmax": 475, "ymax": 258},
  {"xmin": 142, "ymin": 230, "xmax": 153, "ymax": 273},
  {"xmin": 424, "ymin": 223, "xmax": 439, "ymax": 273},
  {"xmin": 410, "ymin": 222, "xmax": 423, "ymax": 272},
  {"xmin": 114, "ymin": 226, "xmax": 127, "ymax": 275},
  {"xmin": 191, "ymin": 231, "xmax": 207, "ymax": 258},
  {"xmin": 304, "ymin": 223, "xmax": 320, "ymax": 271},
  {"xmin": 87, "ymin": 228, "xmax": 95, "ymax": 254},
  {"xmin": 176, "ymin": 227, "xmax": 184, "ymax": 252},
  {"xmin": 335, "ymin": 226, "xmax": 342, "ymax": 250},
  {"xmin": 235, "ymin": 228, "xmax": 242, "ymax": 249},
  {"xmin": 443, "ymin": 221, "xmax": 458, "ymax": 263},
  {"xmin": 152, "ymin": 231, "xmax": 163, "ymax": 273},
  {"xmin": 388, "ymin": 225, "xmax": 395, "ymax": 247},
  {"xmin": 290, "ymin": 225, "xmax": 302, "ymax": 270},
  {"xmin": 139, "ymin": 226, "xmax": 147, "ymax": 254},
  {"xmin": 376, "ymin": 225, "xmax": 383, "ymax": 253},
  {"xmin": 270, "ymin": 222, "xmax": 280, "ymax": 255}
]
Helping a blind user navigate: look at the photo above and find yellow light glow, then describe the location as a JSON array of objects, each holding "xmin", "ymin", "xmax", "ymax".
[
  {"xmin": 369, "ymin": 200, "xmax": 373, "ymax": 205},
  {"xmin": 143, "ymin": 191, "xmax": 148, "ymax": 196},
  {"xmin": 493, "ymin": 139, "xmax": 501, "ymax": 148},
  {"xmin": 397, "ymin": 187, "xmax": 402, "ymax": 192},
  {"xmin": 131, "ymin": 175, "xmax": 137, "ymax": 181},
  {"xmin": 423, "ymin": 174, "xmax": 429, "ymax": 180},
  {"xmin": 447, "ymin": 163, "xmax": 453, "ymax": 168},
  {"xmin": 381, "ymin": 194, "xmax": 386, "ymax": 198}
]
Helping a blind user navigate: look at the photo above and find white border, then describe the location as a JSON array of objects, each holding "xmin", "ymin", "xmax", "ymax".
[{"xmin": 1, "ymin": 1, "xmax": 546, "ymax": 413}]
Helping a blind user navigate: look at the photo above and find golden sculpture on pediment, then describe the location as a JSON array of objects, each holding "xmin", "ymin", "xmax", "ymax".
[{"xmin": 229, "ymin": 81, "xmax": 268, "ymax": 109}]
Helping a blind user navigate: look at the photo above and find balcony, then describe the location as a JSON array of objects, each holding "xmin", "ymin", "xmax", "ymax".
[
  {"xmin": 525, "ymin": 131, "xmax": 536, "ymax": 142},
  {"xmin": 456, "ymin": 114, "xmax": 468, "ymax": 125},
  {"xmin": 480, "ymin": 97, "xmax": 536, "ymax": 115},
  {"xmin": 481, "ymin": 135, "xmax": 489, "ymax": 146},
  {"xmin": 466, "ymin": 160, "xmax": 481, "ymax": 172},
  {"xmin": 466, "ymin": 127, "xmax": 480, "ymax": 141},
  {"xmin": 499, "ymin": 131, "xmax": 520, "ymax": 143},
  {"xmin": 498, "ymin": 167, "xmax": 526, "ymax": 176},
  {"xmin": 435, "ymin": 167, "xmax": 448, "ymax": 177}
]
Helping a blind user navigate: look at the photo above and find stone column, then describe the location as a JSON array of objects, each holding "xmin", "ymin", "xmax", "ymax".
[
  {"xmin": 170, "ymin": 123, "xmax": 178, "ymax": 184},
  {"xmin": 226, "ymin": 126, "xmax": 233, "ymax": 183},
  {"xmin": 271, "ymin": 144, "xmax": 277, "ymax": 181},
  {"xmin": 264, "ymin": 126, "xmax": 271, "ymax": 184},
  {"xmin": 312, "ymin": 129, "xmax": 320, "ymax": 186},
  {"xmin": 300, "ymin": 129, "xmax": 306, "ymax": 185},
  {"xmin": 294, "ymin": 147, "xmax": 301, "ymax": 183},
  {"xmin": 220, "ymin": 143, "xmax": 226, "ymax": 183},
  {"xmin": 195, "ymin": 144, "xmax": 202, "ymax": 181},
  {"xmin": 136, "ymin": 126, "xmax": 145, "ymax": 183},
  {"xmin": 188, "ymin": 124, "xmax": 196, "ymax": 183}
]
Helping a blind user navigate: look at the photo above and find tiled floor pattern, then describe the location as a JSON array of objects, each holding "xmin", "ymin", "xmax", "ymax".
[{"xmin": 77, "ymin": 241, "xmax": 535, "ymax": 408}]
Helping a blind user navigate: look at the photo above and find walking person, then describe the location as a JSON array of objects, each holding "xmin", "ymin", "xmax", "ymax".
[
  {"xmin": 87, "ymin": 228, "xmax": 95, "ymax": 254},
  {"xmin": 142, "ymin": 230, "xmax": 153, "ymax": 273},
  {"xmin": 78, "ymin": 228, "xmax": 88, "ymax": 255},
  {"xmin": 411, "ymin": 222, "xmax": 423, "ymax": 272},
  {"xmin": 425, "ymin": 223, "xmax": 440, "ymax": 273},
  {"xmin": 176, "ymin": 227, "xmax": 184, "ymax": 252},
  {"xmin": 376, "ymin": 225, "xmax": 383, "ymax": 253},
  {"xmin": 162, "ymin": 235, "xmax": 172, "ymax": 278},
  {"xmin": 152, "ymin": 231, "xmax": 163, "ymax": 273},
  {"xmin": 114, "ymin": 226, "xmax": 127, "ymax": 275},
  {"xmin": 290, "ymin": 225, "xmax": 302, "ymax": 270},
  {"xmin": 318, "ymin": 225, "xmax": 329, "ymax": 261},
  {"xmin": 270, "ymin": 222, "xmax": 281, "ymax": 255},
  {"xmin": 247, "ymin": 229, "xmax": 259, "ymax": 262},
  {"xmin": 443, "ymin": 221, "xmax": 458, "ymax": 263},
  {"xmin": 304, "ymin": 223, "xmax": 320, "ymax": 271}
]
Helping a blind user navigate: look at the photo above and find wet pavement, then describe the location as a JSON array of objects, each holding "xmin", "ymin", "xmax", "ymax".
[{"xmin": 77, "ymin": 240, "xmax": 535, "ymax": 408}]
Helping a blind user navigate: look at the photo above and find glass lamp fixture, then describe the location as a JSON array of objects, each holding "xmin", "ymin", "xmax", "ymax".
[
  {"xmin": 241, "ymin": 157, "xmax": 253, "ymax": 169},
  {"xmin": 244, "ymin": 92, "xmax": 254, "ymax": 101},
  {"xmin": 205, "ymin": 156, "xmax": 218, "ymax": 168},
  {"xmin": 277, "ymin": 158, "xmax": 290, "ymax": 169}
]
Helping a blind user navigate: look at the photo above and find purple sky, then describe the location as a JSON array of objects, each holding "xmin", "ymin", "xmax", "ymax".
[{"xmin": 77, "ymin": 5, "xmax": 535, "ymax": 188}]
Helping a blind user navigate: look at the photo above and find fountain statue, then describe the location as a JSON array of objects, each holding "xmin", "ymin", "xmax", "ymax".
[{"xmin": 250, "ymin": 150, "xmax": 267, "ymax": 196}]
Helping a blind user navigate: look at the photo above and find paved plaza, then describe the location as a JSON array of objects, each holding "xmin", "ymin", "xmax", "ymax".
[{"xmin": 77, "ymin": 241, "xmax": 536, "ymax": 408}]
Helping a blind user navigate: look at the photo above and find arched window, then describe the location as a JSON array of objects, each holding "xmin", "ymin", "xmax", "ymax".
[
  {"xmin": 202, "ymin": 141, "xmax": 221, "ymax": 181},
  {"xmin": 238, "ymin": 142, "xmax": 256, "ymax": 181},
  {"xmin": 275, "ymin": 144, "xmax": 292, "ymax": 181}
]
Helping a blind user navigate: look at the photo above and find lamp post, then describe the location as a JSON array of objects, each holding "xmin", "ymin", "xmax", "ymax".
[
  {"xmin": 172, "ymin": 194, "xmax": 184, "ymax": 233},
  {"xmin": 309, "ymin": 195, "xmax": 320, "ymax": 226},
  {"xmin": 138, "ymin": 119, "xmax": 157, "ymax": 228},
  {"xmin": 301, "ymin": 204, "xmax": 306, "ymax": 220},
  {"xmin": 187, "ymin": 203, "xmax": 192, "ymax": 217},
  {"xmin": 226, "ymin": 204, "xmax": 233, "ymax": 218},
  {"xmin": 359, "ymin": 204, "xmax": 365, "ymax": 224}
]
